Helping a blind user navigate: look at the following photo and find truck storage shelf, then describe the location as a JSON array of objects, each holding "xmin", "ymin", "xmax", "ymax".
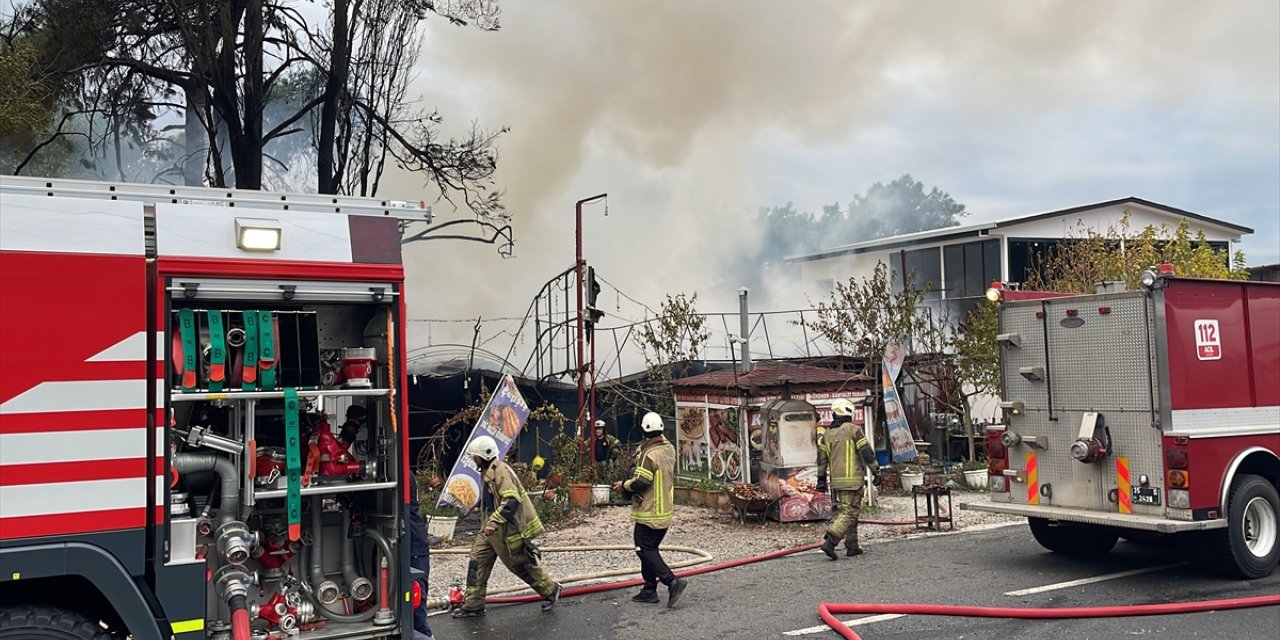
[
  {"xmin": 254, "ymin": 480, "xmax": 397, "ymax": 500},
  {"xmin": 169, "ymin": 388, "xmax": 390, "ymax": 402}
]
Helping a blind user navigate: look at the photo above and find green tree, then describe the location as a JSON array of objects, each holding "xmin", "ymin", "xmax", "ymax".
[
  {"xmin": 633, "ymin": 293, "xmax": 711, "ymax": 417},
  {"xmin": 843, "ymin": 174, "xmax": 967, "ymax": 241},
  {"xmin": 1024, "ymin": 212, "xmax": 1249, "ymax": 293}
]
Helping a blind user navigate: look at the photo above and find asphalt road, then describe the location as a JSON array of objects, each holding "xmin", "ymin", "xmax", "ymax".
[{"xmin": 427, "ymin": 521, "xmax": 1280, "ymax": 640}]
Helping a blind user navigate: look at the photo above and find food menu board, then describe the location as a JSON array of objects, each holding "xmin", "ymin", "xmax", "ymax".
[
  {"xmin": 437, "ymin": 375, "xmax": 531, "ymax": 515},
  {"xmin": 708, "ymin": 408, "xmax": 745, "ymax": 483},
  {"xmin": 676, "ymin": 406, "xmax": 709, "ymax": 479},
  {"xmin": 758, "ymin": 464, "xmax": 831, "ymax": 522}
]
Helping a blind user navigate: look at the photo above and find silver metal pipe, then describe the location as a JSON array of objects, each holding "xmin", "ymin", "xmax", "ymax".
[
  {"xmin": 172, "ymin": 453, "xmax": 239, "ymax": 526},
  {"xmin": 341, "ymin": 508, "xmax": 374, "ymax": 601}
]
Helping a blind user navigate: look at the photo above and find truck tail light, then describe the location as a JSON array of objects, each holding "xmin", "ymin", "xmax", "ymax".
[
  {"xmin": 1165, "ymin": 448, "xmax": 1189, "ymax": 470},
  {"xmin": 1167, "ymin": 469, "xmax": 1190, "ymax": 489},
  {"xmin": 1168, "ymin": 489, "xmax": 1191, "ymax": 509},
  {"xmin": 411, "ymin": 579, "xmax": 422, "ymax": 609},
  {"xmin": 986, "ymin": 427, "xmax": 1009, "ymax": 492}
]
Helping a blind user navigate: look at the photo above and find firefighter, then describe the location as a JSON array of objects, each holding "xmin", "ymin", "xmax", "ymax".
[
  {"xmin": 613, "ymin": 412, "xmax": 689, "ymax": 607},
  {"xmin": 407, "ymin": 477, "xmax": 434, "ymax": 640},
  {"xmin": 452, "ymin": 435, "xmax": 562, "ymax": 618},
  {"xmin": 816, "ymin": 398, "xmax": 882, "ymax": 559},
  {"xmin": 591, "ymin": 419, "xmax": 621, "ymax": 463}
]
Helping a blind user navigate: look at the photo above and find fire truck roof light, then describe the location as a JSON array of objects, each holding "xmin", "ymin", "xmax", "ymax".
[
  {"xmin": 1158, "ymin": 262, "xmax": 1175, "ymax": 275},
  {"xmin": 986, "ymin": 287, "xmax": 1002, "ymax": 302},
  {"xmin": 235, "ymin": 217, "xmax": 282, "ymax": 251}
]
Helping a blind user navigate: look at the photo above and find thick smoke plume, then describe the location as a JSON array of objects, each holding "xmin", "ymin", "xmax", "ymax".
[{"xmin": 382, "ymin": 0, "xmax": 1277, "ymax": 371}]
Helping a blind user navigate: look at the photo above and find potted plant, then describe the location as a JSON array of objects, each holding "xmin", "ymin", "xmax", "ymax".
[
  {"xmin": 959, "ymin": 459, "xmax": 989, "ymax": 489},
  {"xmin": 899, "ymin": 464, "xmax": 925, "ymax": 490},
  {"xmin": 549, "ymin": 428, "xmax": 594, "ymax": 508},
  {"xmin": 424, "ymin": 503, "xmax": 459, "ymax": 542}
]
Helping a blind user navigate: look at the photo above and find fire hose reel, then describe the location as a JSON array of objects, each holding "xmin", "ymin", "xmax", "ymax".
[{"xmin": 1070, "ymin": 412, "xmax": 1111, "ymax": 464}]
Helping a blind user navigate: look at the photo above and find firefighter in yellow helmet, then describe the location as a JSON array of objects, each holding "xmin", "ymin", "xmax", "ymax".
[
  {"xmin": 613, "ymin": 412, "xmax": 689, "ymax": 607},
  {"xmin": 452, "ymin": 435, "xmax": 562, "ymax": 618},
  {"xmin": 817, "ymin": 398, "xmax": 881, "ymax": 559}
]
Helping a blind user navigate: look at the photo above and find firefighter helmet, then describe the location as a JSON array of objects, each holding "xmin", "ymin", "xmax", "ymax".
[
  {"xmin": 641, "ymin": 412, "xmax": 665, "ymax": 434},
  {"xmin": 831, "ymin": 399, "xmax": 856, "ymax": 418},
  {"xmin": 466, "ymin": 435, "xmax": 499, "ymax": 461}
]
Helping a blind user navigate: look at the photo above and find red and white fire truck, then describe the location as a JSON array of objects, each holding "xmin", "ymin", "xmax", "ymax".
[
  {"xmin": 0, "ymin": 176, "xmax": 427, "ymax": 639},
  {"xmin": 964, "ymin": 269, "xmax": 1279, "ymax": 579}
]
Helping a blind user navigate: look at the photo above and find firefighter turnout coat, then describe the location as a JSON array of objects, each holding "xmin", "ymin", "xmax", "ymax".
[
  {"xmin": 623, "ymin": 436, "xmax": 676, "ymax": 529},
  {"xmin": 818, "ymin": 418, "xmax": 878, "ymax": 490},
  {"xmin": 482, "ymin": 460, "xmax": 545, "ymax": 548}
]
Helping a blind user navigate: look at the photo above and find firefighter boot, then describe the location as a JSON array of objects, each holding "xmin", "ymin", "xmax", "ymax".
[
  {"xmin": 631, "ymin": 587, "xmax": 660, "ymax": 603},
  {"xmin": 667, "ymin": 578, "xmax": 688, "ymax": 609},
  {"xmin": 821, "ymin": 533, "xmax": 839, "ymax": 561},
  {"xmin": 541, "ymin": 582, "xmax": 562, "ymax": 611}
]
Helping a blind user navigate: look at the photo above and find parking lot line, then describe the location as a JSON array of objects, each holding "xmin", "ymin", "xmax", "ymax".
[
  {"xmin": 782, "ymin": 613, "xmax": 906, "ymax": 636},
  {"xmin": 1003, "ymin": 562, "xmax": 1186, "ymax": 596}
]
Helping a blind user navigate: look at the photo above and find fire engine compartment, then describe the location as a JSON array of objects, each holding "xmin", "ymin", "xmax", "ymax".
[{"xmin": 164, "ymin": 290, "xmax": 404, "ymax": 640}]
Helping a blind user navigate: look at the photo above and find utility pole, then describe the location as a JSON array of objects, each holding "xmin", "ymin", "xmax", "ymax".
[{"xmin": 574, "ymin": 194, "xmax": 607, "ymax": 468}]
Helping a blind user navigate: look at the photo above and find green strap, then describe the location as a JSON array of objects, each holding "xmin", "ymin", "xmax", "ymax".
[
  {"xmin": 242, "ymin": 311, "xmax": 259, "ymax": 390},
  {"xmin": 284, "ymin": 388, "xmax": 302, "ymax": 540},
  {"xmin": 178, "ymin": 309, "xmax": 198, "ymax": 392},
  {"xmin": 207, "ymin": 311, "xmax": 226, "ymax": 392},
  {"xmin": 258, "ymin": 311, "xmax": 276, "ymax": 390}
]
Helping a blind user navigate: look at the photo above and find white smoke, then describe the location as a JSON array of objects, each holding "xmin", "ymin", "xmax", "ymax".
[{"xmin": 383, "ymin": 0, "xmax": 1279, "ymax": 373}]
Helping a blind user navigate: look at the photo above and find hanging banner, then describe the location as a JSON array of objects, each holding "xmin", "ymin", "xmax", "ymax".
[
  {"xmin": 882, "ymin": 362, "xmax": 918, "ymax": 462},
  {"xmin": 437, "ymin": 375, "xmax": 531, "ymax": 516},
  {"xmin": 883, "ymin": 342, "xmax": 907, "ymax": 384}
]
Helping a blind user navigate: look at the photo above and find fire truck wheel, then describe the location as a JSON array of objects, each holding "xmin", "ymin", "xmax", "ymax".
[
  {"xmin": 0, "ymin": 605, "xmax": 112, "ymax": 640},
  {"xmin": 1217, "ymin": 473, "xmax": 1279, "ymax": 580},
  {"xmin": 1027, "ymin": 517, "xmax": 1119, "ymax": 558}
]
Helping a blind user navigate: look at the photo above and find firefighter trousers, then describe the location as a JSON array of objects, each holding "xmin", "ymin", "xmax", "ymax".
[
  {"xmin": 826, "ymin": 487, "xmax": 865, "ymax": 549},
  {"xmin": 634, "ymin": 523, "xmax": 676, "ymax": 589},
  {"xmin": 462, "ymin": 527, "xmax": 556, "ymax": 610}
]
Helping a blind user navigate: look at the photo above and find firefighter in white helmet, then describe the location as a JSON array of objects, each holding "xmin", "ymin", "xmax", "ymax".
[
  {"xmin": 816, "ymin": 398, "xmax": 881, "ymax": 559},
  {"xmin": 614, "ymin": 412, "xmax": 689, "ymax": 607},
  {"xmin": 452, "ymin": 435, "xmax": 562, "ymax": 618}
]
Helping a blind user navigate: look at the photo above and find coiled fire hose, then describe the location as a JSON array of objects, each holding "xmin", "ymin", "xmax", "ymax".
[{"xmin": 816, "ymin": 595, "xmax": 1280, "ymax": 640}]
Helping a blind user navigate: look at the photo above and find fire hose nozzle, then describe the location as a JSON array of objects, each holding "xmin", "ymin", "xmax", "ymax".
[
  {"xmin": 373, "ymin": 556, "xmax": 395, "ymax": 625},
  {"xmin": 226, "ymin": 327, "xmax": 246, "ymax": 348}
]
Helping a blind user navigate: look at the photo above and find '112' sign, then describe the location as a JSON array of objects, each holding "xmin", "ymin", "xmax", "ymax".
[{"xmin": 1194, "ymin": 319, "xmax": 1221, "ymax": 361}]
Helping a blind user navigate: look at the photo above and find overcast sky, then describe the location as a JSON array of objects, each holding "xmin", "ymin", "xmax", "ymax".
[{"xmin": 384, "ymin": 0, "xmax": 1279, "ymax": 362}]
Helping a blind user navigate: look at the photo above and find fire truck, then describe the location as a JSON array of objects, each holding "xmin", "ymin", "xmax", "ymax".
[
  {"xmin": 0, "ymin": 176, "xmax": 427, "ymax": 639},
  {"xmin": 964, "ymin": 269, "xmax": 1279, "ymax": 579}
]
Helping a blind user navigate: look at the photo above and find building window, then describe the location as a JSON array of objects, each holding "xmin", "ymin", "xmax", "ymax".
[
  {"xmin": 889, "ymin": 247, "xmax": 942, "ymax": 299},
  {"xmin": 943, "ymin": 239, "xmax": 1000, "ymax": 299}
]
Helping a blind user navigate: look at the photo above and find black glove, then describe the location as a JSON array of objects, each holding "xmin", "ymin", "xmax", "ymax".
[{"xmin": 872, "ymin": 472, "xmax": 883, "ymax": 488}]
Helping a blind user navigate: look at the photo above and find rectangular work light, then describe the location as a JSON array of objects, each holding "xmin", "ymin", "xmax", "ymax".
[{"xmin": 235, "ymin": 217, "xmax": 282, "ymax": 251}]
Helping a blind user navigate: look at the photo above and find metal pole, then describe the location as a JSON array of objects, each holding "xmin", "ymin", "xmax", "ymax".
[
  {"xmin": 574, "ymin": 194, "xmax": 606, "ymax": 470},
  {"xmin": 738, "ymin": 288, "xmax": 751, "ymax": 373}
]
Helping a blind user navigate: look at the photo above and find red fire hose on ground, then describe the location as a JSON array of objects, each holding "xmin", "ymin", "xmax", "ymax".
[
  {"xmin": 816, "ymin": 595, "xmax": 1280, "ymax": 640},
  {"xmin": 482, "ymin": 518, "xmax": 915, "ymax": 605},
  {"xmin": 468, "ymin": 516, "xmax": 1280, "ymax": 638}
]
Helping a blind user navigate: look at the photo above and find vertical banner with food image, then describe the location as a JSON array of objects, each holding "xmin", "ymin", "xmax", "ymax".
[
  {"xmin": 675, "ymin": 405, "xmax": 709, "ymax": 479},
  {"xmin": 882, "ymin": 352, "xmax": 918, "ymax": 462},
  {"xmin": 707, "ymin": 408, "xmax": 745, "ymax": 483},
  {"xmin": 437, "ymin": 375, "xmax": 531, "ymax": 516}
]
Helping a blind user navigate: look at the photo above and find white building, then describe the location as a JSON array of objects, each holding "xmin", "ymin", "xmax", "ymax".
[{"xmin": 787, "ymin": 197, "xmax": 1253, "ymax": 320}]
